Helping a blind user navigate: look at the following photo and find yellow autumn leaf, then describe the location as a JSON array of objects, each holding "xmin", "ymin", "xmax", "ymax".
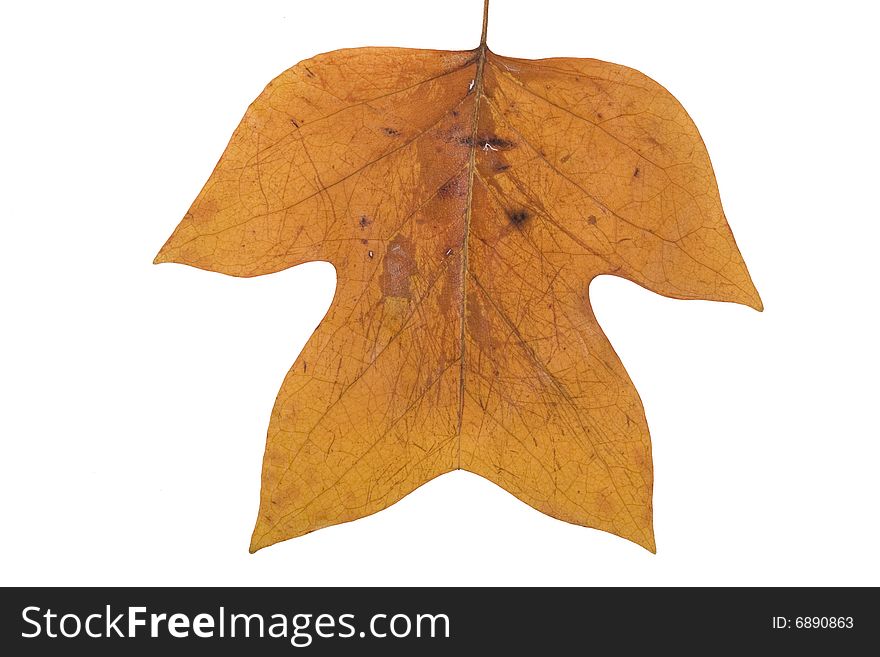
[{"xmin": 156, "ymin": 0, "xmax": 761, "ymax": 552}]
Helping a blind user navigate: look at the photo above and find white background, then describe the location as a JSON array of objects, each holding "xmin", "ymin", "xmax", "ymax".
[{"xmin": 2, "ymin": 0, "xmax": 878, "ymax": 586}]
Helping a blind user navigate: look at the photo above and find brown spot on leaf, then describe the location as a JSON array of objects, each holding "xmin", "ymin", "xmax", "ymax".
[
  {"xmin": 479, "ymin": 135, "xmax": 515, "ymax": 150},
  {"xmin": 507, "ymin": 209, "xmax": 531, "ymax": 228},
  {"xmin": 438, "ymin": 175, "xmax": 466, "ymax": 198},
  {"xmin": 381, "ymin": 127, "xmax": 400, "ymax": 136},
  {"xmin": 587, "ymin": 215, "xmax": 597, "ymax": 225},
  {"xmin": 358, "ymin": 215, "xmax": 371, "ymax": 229}
]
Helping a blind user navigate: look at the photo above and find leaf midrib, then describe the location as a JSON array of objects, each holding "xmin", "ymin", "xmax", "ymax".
[{"xmin": 455, "ymin": 43, "xmax": 489, "ymax": 462}]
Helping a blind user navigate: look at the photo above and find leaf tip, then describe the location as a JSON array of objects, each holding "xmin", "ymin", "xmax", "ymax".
[
  {"xmin": 249, "ymin": 517, "xmax": 279, "ymax": 554},
  {"xmin": 248, "ymin": 532, "xmax": 268, "ymax": 554},
  {"xmin": 742, "ymin": 287, "xmax": 764, "ymax": 313},
  {"xmin": 153, "ymin": 244, "xmax": 174, "ymax": 265},
  {"xmin": 729, "ymin": 276, "xmax": 763, "ymax": 313},
  {"xmin": 638, "ymin": 526, "xmax": 657, "ymax": 554}
]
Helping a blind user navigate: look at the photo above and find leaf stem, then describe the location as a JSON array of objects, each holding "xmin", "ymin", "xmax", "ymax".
[{"xmin": 480, "ymin": 0, "xmax": 489, "ymax": 47}]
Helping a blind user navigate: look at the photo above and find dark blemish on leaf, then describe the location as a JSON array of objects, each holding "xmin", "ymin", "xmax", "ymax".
[
  {"xmin": 304, "ymin": 66, "xmax": 315, "ymax": 78},
  {"xmin": 303, "ymin": 361, "xmax": 307, "ymax": 373},
  {"xmin": 597, "ymin": 112, "xmax": 604, "ymax": 120},
  {"xmin": 507, "ymin": 209, "xmax": 531, "ymax": 228},
  {"xmin": 359, "ymin": 215, "xmax": 371, "ymax": 229},
  {"xmin": 457, "ymin": 135, "xmax": 474, "ymax": 147},
  {"xmin": 560, "ymin": 153, "xmax": 571, "ymax": 163},
  {"xmin": 452, "ymin": 109, "xmax": 459, "ymax": 117},
  {"xmin": 479, "ymin": 135, "xmax": 515, "ymax": 151},
  {"xmin": 633, "ymin": 167, "xmax": 640, "ymax": 178},
  {"xmin": 381, "ymin": 127, "xmax": 400, "ymax": 137},
  {"xmin": 445, "ymin": 247, "xmax": 453, "ymax": 257},
  {"xmin": 290, "ymin": 118, "xmax": 300, "ymax": 128},
  {"xmin": 587, "ymin": 215, "xmax": 597, "ymax": 225},
  {"xmin": 494, "ymin": 162, "xmax": 510, "ymax": 172},
  {"xmin": 489, "ymin": 136, "xmax": 514, "ymax": 149},
  {"xmin": 438, "ymin": 175, "xmax": 465, "ymax": 198},
  {"xmin": 380, "ymin": 235, "xmax": 417, "ymax": 299},
  {"xmin": 361, "ymin": 238, "xmax": 368, "ymax": 245}
]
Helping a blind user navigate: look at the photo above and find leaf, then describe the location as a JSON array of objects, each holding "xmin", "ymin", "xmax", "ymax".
[{"xmin": 155, "ymin": 1, "xmax": 761, "ymax": 553}]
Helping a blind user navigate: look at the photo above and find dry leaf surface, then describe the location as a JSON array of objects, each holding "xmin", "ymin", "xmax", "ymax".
[{"xmin": 156, "ymin": 6, "xmax": 760, "ymax": 552}]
